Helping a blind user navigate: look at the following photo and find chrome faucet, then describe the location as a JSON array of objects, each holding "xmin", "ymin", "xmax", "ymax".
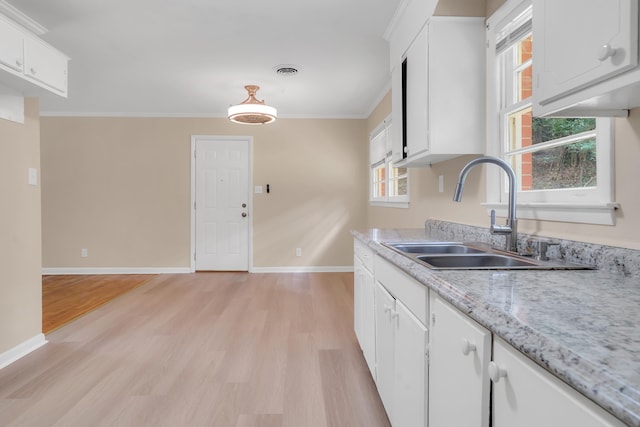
[{"xmin": 453, "ymin": 156, "xmax": 518, "ymax": 253}]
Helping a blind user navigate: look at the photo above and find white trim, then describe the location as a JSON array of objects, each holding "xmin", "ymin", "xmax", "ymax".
[
  {"xmin": 0, "ymin": 1, "xmax": 47, "ymax": 35},
  {"xmin": 251, "ymin": 266, "xmax": 354, "ymax": 273},
  {"xmin": 42, "ymin": 267, "xmax": 191, "ymax": 275},
  {"xmin": 0, "ymin": 334, "xmax": 47, "ymax": 370},
  {"xmin": 38, "ymin": 111, "xmax": 372, "ymax": 120},
  {"xmin": 369, "ymin": 201, "xmax": 410, "ymax": 209},
  {"xmin": 486, "ymin": 0, "xmax": 616, "ymax": 225},
  {"xmin": 483, "ymin": 202, "xmax": 619, "ymax": 225},
  {"xmin": 383, "ymin": 0, "xmax": 411, "ymax": 40},
  {"xmin": 190, "ymin": 135, "xmax": 254, "ymax": 273}
]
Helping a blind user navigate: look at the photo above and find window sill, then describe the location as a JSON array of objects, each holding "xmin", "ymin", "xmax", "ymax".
[
  {"xmin": 482, "ymin": 202, "xmax": 620, "ymax": 226},
  {"xmin": 370, "ymin": 201, "xmax": 410, "ymax": 209}
]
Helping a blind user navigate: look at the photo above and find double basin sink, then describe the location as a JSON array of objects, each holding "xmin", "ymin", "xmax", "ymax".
[{"xmin": 383, "ymin": 242, "xmax": 592, "ymax": 270}]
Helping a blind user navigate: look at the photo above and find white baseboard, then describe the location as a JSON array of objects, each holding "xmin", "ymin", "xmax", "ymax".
[
  {"xmin": 251, "ymin": 266, "xmax": 354, "ymax": 273},
  {"xmin": 43, "ymin": 267, "xmax": 353, "ymax": 275},
  {"xmin": 0, "ymin": 334, "xmax": 47, "ymax": 370},
  {"xmin": 42, "ymin": 267, "xmax": 191, "ymax": 275}
]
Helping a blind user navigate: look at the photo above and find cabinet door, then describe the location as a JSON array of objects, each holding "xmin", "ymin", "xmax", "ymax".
[
  {"xmin": 374, "ymin": 282, "xmax": 395, "ymax": 421},
  {"xmin": 394, "ymin": 300, "xmax": 427, "ymax": 427},
  {"xmin": 23, "ymin": 37, "xmax": 68, "ymax": 94},
  {"xmin": 534, "ymin": 0, "xmax": 638, "ymax": 105},
  {"xmin": 404, "ymin": 25, "xmax": 429, "ymax": 160},
  {"xmin": 0, "ymin": 18, "xmax": 24, "ymax": 73},
  {"xmin": 492, "ymin": 337, "xmax": 626, "ymax": 427},
  {"xmin": 360, "ymin": 267, "xmax": 376, "ymax": 378},
  {"xmin": 353, "ymin": 255, "xmax": 363, "ymax": 344},
  {"xmin": 390, "ymin": 65, "xmax": 405, "ymax": 163},
  {"xmin": 429, "ymin": 294, "xmax": 491, "ymax": 427}
]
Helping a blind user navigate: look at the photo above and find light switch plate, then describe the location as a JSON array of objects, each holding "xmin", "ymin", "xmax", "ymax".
[
  {"xmin": 255, "ymin": 185, "xmax": 263, "ymax": 194},
  {"xmin": 28, "ymin": 168, "xmax": 38, "ymax": 186}
]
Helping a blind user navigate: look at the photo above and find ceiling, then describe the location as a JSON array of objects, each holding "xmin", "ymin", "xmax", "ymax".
[{"xmin": 5, "ymin": 0, "xmax": 402, "ymax": 119}]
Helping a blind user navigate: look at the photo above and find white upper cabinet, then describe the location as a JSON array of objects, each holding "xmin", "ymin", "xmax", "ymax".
[
  {"xmin": 392, "ymin": 17, "xmax": 485, "ymax": 166},
  {"xmin": 0, "ymin": 13, "xmax": 69, "ymax": 98},
  {"xmin": 533, "ymin": 0, "xmax": 640, "ymax": 116},
  {"xmin": 0, "ymin": 19, "xmax": 24, "ymax": 73},
  {"xmin": 23, "ymin": 36, "xmax": 68, "ymax": 94}
]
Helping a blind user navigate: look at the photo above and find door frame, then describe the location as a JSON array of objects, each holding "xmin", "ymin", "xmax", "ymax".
[{"xmin": 190, "ymin": 135, "xmax": 254, "ymax": 272}]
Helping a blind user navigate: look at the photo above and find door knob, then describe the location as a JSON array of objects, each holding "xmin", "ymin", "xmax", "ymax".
[
  {"xmin": 488, "ymin": 361, "xmax": 508, "ymax": 383},
  {"xmin": 460, "ymin": 338, "xmax": 477, "ymax": 356},
  {"xmin": 242, "ymin": 203, "xmax": 247, "ymax": 208},
  {"xmin": 241, "ymin": 212, "xmax": 247, "ymax": 217},
  {"xmin": 597, "ymin": 44, "xmax": 617, "ymax": 61}
]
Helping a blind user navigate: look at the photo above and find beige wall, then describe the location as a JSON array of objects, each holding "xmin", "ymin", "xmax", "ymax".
[
  {"xmin": 41, "ymin": 117, "xmax": 368, "ymax": 269},
  {"xmin": 0, "ymin": 98, "xmax": 42, "ymax": 354},
  {"xmin": 435, "ymin": 0, "xmax": 486, "ymax": 16}
]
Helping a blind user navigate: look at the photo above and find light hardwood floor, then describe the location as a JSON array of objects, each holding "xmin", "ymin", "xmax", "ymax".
[
  {"xmin": 42, "ymin": 274, "xmax": 158, "ymax": 333},
  {"xmin": 1, "ymin": 272, "xmax": 390, "ymax": 427}
]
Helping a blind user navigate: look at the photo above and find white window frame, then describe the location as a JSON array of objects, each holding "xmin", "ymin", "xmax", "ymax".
[
  {"xmin": 486, "ymin": 0, "xmax": 618, "ymax": 225},
  {"xmin": 370, "ymin": 115, "xmax": 409, "ymax": 208}
]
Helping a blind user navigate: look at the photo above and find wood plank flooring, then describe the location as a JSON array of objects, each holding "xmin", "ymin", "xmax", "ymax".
[
  {"xmin": 2, "ymin": 272, "xmax": 390, "ymax": 427},
  {"xmin": 42, "ymin": 274, "xmax": 158, "ymax": 333}
]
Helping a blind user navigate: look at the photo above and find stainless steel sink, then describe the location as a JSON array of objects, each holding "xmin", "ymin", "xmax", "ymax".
[
  {"xmin": 387, "ymin": 242, "xmax": 486, "ymax": 255},
  {"xmin": 417, "ymin": 254, "xmax": 538, "ymax": 269},
  {"xmin": 382, "ymin": 241, "xmax": 592, "ymax": 270}
]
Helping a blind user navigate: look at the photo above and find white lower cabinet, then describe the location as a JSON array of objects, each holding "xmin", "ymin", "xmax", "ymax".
[
  {"xmin": 393, "ymin": 300, "xmax": 428, "ymax": 427},
  {"xmin": 428, "ymin": 293, "xmax": 491, "ymax": 427},
  {"xmin": 352, "ymin": 240, "xmax": 627, "ymax": 427},
  {"xmin": 374, "ymin": 257, "xmax": 428, "ymax": 427},
  {"xmin": 374, "ymin": 283, "xmax": 396, "ymax": 417},
  {"xmin": 353, "ymin": 240, "xmax": 376, "ymax": 378},
  {"xmin": 428, "ymin": 296, "xmax": 627, "ymax": 427},
  {"xmin": 491, "ymin": 336, "xmax": 626, "ymax": 427}
]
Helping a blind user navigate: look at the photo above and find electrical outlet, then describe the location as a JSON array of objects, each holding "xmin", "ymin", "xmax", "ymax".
[
  {"xmin": 81, "ymin": 248, "xmax": 88, "ymax": 257},
  {"xmin": 296, "ymin": 248, "xmax": 302, "ymax": 257}
]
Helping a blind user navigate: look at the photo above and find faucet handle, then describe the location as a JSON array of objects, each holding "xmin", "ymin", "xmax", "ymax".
[
  {"xmin": 489, "ymin": 209, "xmax": 511, "ymax": 235},
  {"xmin": 536, "ymin": 241, "xmax": 560, "ymax": 261}
]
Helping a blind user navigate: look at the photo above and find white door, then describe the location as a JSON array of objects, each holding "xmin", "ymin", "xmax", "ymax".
[{"xmin": 194, "ymin": 137, "xmax": 250, "ymax": 271}]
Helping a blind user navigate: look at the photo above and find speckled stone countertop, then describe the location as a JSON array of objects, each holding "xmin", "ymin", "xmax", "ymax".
[{"xmin": 353, "ymin": 224, "xmax": 640, "ymax": 427}]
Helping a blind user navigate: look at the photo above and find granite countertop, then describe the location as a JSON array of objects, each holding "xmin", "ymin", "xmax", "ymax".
[{"xmin": 353, "ymin": 226, "xmax": 640, "ymax": 427}]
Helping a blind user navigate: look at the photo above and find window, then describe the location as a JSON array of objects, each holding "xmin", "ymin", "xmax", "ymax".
[
  {"xmin": 370, "ymin": 117, "xmax": 409, "ymax": 207},
  {"xmin": 486, "ymin": 0, "xmax": 616, "ymax": 225}
]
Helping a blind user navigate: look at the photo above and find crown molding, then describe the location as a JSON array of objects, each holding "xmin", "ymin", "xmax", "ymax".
[
  {"xmin": 0, "ymin": 0, "xmax": 47, "ymax": 35},
  {"xmin": 383, "ymin": 0, "xmax": 410, "ymax": 41}
]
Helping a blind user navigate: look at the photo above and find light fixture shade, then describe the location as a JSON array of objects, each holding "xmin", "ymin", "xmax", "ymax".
[{"xmin": 228, "ymin": 85, "xmax": 277, "ymax": 125}]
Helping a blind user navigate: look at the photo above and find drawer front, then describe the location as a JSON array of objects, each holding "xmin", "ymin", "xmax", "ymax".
[
  {"xmin": 375, "ymin": 254, "xmax": 427, "ymax": 325},
  {"xmin": 354, "ymin": 238, "xmax": 374, "ymax": 272}
]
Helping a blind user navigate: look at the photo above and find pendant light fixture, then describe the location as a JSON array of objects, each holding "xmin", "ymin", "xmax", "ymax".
[{"xmin": 228, "ymin": 85, "xmax": 277, "ymax": 125}]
